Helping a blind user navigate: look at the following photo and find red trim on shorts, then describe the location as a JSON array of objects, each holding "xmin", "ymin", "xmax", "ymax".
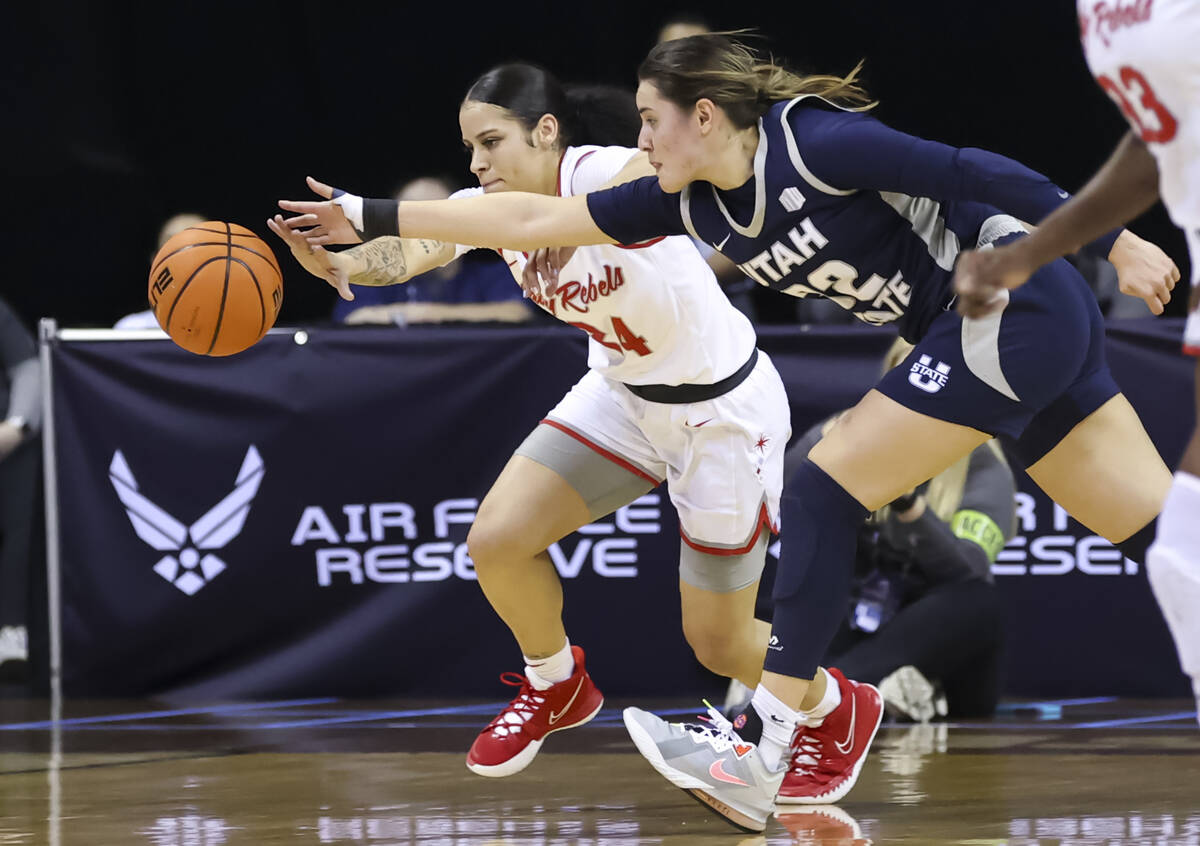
[
  {"xmin": 1183, "ymin": 344, "xmax": 1200, "ymax": 357},
  {"xmin": 540, "ymin": 418, "xmax": 661, "ymax": 486},
  {"xmin": 679, "ymin": 502, "xmax": 778, "ymax": 557}
]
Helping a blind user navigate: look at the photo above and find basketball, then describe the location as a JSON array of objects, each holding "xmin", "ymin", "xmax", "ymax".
[{"xmin": 148, "ymin": 221, "xmax": 283, "ymax": 356}]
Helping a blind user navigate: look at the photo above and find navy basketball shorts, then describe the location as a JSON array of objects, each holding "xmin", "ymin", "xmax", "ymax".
[{"xmin": 877, "ymin": 239, "xmax": 1120, "ymax": 466}]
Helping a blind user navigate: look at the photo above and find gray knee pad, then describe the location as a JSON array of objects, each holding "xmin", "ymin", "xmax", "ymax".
[
  {"xmin": 679, "ymin": 532, "xmax": 768, "ymax": 593},
  {"xmin": 514, "ymin": 423, "xmax": 656, "ymax": 520}
]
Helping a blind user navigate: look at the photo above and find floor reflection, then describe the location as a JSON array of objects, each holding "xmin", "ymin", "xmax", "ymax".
[
  {"xmin": 774, "ymin": 806, "xmax": 870, "ymax": 845},
  {"xmin": 0, "ymin": 697, "xmax": 1196, "ymax": 844}
]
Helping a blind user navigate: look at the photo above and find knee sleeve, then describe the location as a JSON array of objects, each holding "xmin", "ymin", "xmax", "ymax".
[
  {"xmin": 1146, "ymin": 472, "xmax": 1200, "ymax": 677},
  {"xmin": 1117, "ymin": 517, "xmax": 1157, "ymax": 566},
  {"xmin": 1157, "ymin": 472, "xmax": 1200, "ymax": 550},
  {"xmin": 679, "ymin": 533, "xmax": 768, "ymax": 594},
  {"xmin": 1147, "ymin": 542, "xmax": 1200, "ymax": 676},
  {"xmin": 764, "ymin": 459, "xmax": 869, "ymax": 679}
]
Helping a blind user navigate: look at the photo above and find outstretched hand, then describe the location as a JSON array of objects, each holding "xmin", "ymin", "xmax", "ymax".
[
  {"xmin": 1106, "ymin": 229, "xmax": 1179, "ymax": 315},
  {"xmin": 520, "ymin": 246, "xmax": 577, "ymax": 298},
  {"xmin": 266, "ymin": 213, "xmax": 354, "ymax": 301},
  {"xmin": 277, "ymin": 176, "xmax": 364, "ymax": 246}
]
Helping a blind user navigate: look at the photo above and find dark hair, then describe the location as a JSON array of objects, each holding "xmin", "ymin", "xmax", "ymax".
[
  {"xmin": 464, "ymin": 63, "xmax": 640, "ymax": 148},
  {"xmin": 638, "ymin": 34, "xmax": 874, "ymax": 130}
]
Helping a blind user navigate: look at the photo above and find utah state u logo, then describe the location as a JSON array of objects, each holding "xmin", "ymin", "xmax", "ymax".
[{"xmin": 908, "ymin": 355, "xmax": 952, "ymax": 393}]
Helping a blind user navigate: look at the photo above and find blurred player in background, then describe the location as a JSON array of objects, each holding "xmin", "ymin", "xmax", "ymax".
[
  {"xmin": 656, "ymin": 12, "xmax": 712, "ymax": 45},
  {"xmin": 954, "ymin": 0, "xmax": 1200, "ymax": 723}
]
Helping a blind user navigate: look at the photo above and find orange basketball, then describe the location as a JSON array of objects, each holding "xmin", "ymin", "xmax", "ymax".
[{"xmin": 148, "ymin": 221, "xmax": 283, "ymax": 356}]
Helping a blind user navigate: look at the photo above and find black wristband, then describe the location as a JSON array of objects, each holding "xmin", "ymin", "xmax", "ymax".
[{"xmin": 362, "ymin": 198, "xmax": 401, "ymax": 241}]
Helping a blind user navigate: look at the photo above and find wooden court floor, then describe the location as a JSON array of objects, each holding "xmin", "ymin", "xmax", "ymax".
[{"xmin": 0, "ymin": 697, "xmax": 1197, "ymax": 845}]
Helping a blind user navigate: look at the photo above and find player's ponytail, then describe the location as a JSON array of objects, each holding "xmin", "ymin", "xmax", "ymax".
[
  {"xmin": 639, "ymin": 34, "xmax": 875, "ymax": 130},
  {"xmin": 464, "ymin": 63, "xmax": 638, "ymax": 149},
  {"xmin": 563, "ymin": 84, "xmax": 640, "ymax": 147}
]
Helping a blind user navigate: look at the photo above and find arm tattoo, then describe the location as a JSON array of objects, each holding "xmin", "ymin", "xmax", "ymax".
[
  {"xmin": 338, "ymin": 237, "xmax": 397, "ymax": 286},
  {"xmin": 345, "ymin": 237, "xmax": 447, "ymax": 286},
  {"xmin": 346, "ymin": 237, "xmax": 406, "ymax": 286}
]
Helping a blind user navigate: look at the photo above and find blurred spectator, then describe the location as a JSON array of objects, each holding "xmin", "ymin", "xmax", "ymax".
[
  {"xmin": 0, "ymin": 298, "xmax": 42, "ymax": 677},
  {"xmin": 656, "ymin": 13, "xmax": 712, "ymax": 44},
  {"xmin": 334, "ymin": 177, "xmax": 533, "ymax": 326},
  {"xmin": 115, "ymin": 212, "xmax": 208, "ymax": 330}
]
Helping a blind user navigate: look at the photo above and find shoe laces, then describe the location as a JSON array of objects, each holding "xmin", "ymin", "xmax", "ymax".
[
  {"xmin": 788, "ymin": 728, "xmax": 826, "ymax": 778},
  {"xmin": 482, "ymin": 672, "xmax": 546, "ymax": 739},
  {"xmin": 674, "ymin": 701, "xmax": 748, "ymax": 754}
]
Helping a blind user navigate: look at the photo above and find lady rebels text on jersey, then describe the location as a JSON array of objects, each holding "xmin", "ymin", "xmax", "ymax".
[
  {"xmin": 587, "ymin": 98, "xmax": 1123, "ymax": 344},
  {"xmin": 453, "ymin": 146, "xmax": 757, "ymax": 385},
  {"xmin": 1079, "ymin": 0, "xmax": 1200, "ymax": 353}
]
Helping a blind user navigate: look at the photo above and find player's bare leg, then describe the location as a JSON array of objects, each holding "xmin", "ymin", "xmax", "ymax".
[
  {"xmin": 1024, "ymin": 393, "xmax": 1171, "ymax": 544},
  {"xmin": 810, "ymin": 390, "xmax": 993, "ymax": 517},
  {"xmin": 463, "ymin": 455, "xmax": 603, "ymax": 776},
  {"xmin": 467, "ymin": 455, "xmax": 591, "ymax": 658},
  {"xmin": 681, "ymin": 583, "xmax": 771, "ymax": 688}
]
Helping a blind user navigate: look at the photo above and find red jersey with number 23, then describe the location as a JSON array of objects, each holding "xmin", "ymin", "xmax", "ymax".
[{"xmin": 1079, "ymin": 0, "xmax": 1200, "ymax": 229}]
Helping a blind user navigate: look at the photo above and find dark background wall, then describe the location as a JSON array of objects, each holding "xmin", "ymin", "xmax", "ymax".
[{"xmin": 7, "ymin": 0, "xmax": 1192, "ymax": 332}]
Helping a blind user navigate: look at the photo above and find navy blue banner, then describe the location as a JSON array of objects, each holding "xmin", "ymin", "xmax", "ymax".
[{"xmin": 49, "ymin": 320, "xmax": 1194, "ymax": 699}]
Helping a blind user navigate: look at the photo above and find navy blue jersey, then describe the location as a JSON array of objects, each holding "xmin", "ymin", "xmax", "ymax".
[{"xmin": 588, "ymin": 97, "xmax": 1121, "ymax": 341}]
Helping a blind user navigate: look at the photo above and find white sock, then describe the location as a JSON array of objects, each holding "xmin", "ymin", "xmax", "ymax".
[
  {"xmin": 523, "ymin": 639, "xmax": 574, "ymax": 691},
  {"xmin": 750, "ymin": 684, "xmax": 801, "ymax": 771},
  {"xmin": 798, "ymin": 668, "xmax": 843, "ymax": 727}
]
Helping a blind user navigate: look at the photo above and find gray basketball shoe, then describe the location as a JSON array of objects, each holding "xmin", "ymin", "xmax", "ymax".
[{"xmin": 623, "ymin": 703, "xmax": 785, "ymax": 833}]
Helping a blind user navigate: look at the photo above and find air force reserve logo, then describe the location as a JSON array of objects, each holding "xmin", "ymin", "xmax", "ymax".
[{"xmin": 108, "ymin": 446, "xmax": 265, "ymax": 595}]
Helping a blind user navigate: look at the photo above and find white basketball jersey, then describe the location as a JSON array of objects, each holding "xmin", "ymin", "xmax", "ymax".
[
  {"xmin": 1078, "ymin": 0, "xmax": 1200, "ymax": 229},
  {"xmin": 453, "ymin": 146, "xmax": 757, "ymax": 385}
]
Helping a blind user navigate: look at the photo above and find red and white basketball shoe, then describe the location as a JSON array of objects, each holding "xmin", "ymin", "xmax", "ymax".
[
  {"xmin": 776, "ymin": 668, "xmax": 883, "ymax": 805},
  {"xmin": 466, "ymin": 645, "xmax": 604, "ymax": 777}
]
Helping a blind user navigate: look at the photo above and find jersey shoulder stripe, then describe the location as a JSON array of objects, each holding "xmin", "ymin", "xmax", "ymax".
[{"xmin": 778, "ymin": 97, "xmax": 858, "ymax": 197}]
